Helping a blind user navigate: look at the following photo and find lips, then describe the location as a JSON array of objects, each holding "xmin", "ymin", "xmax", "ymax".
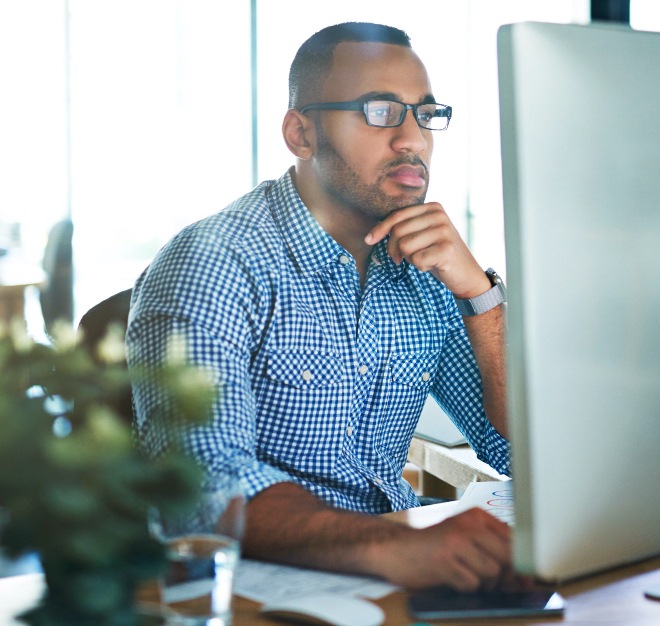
[{"xmin": 387, "ymin": 164, "xmax": 427, "ymax": 188}]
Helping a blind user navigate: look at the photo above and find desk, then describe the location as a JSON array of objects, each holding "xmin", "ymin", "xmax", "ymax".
[
  {"xmin": 3, "ymin": 502, "xmax": 659, "ymax": 625},
  {"xmin": 382, "ymin": 502, "xmax": 660, "ymax": 624},
  {"xmin": 408, "ymin": 436, "xmax": 509, "ymax": 499}
]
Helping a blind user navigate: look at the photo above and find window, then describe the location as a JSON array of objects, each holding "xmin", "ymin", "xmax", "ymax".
[
  {"xmin": 631, "ymin": 0, "xmax": 660, "ymax": 30},
  {"xmin": 4, "ymin": 0, "xmax": 602, "ymax": 330}
]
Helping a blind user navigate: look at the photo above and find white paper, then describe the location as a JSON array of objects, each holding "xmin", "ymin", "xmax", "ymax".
[
  {"xmin": 454, "ymin": 480, "xmax": 515, "ymax": 525},
  {"xmin": 233, "ymin": 558, "xmax": 399, "ymax": 604}
]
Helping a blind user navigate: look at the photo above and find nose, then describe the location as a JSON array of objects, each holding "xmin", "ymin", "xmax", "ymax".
[{"xmin": 390, "ymin": 108, "xmax": 429, "ymax": 154}]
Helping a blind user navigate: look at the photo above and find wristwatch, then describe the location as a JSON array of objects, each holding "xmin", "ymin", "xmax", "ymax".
[{"xmin": 454, "ymin": 268, "xmax": 507, "ymax": 316}]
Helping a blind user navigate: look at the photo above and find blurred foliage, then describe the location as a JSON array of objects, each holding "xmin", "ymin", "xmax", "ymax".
[{"xmin": 0, "ymin": 319, "xmax": 217, "ymax": 626}]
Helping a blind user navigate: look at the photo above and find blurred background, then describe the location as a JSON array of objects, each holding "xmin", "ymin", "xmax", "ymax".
[{"xmin": 1, "ymin": 0, "xmax": 659, "ymax": 340}]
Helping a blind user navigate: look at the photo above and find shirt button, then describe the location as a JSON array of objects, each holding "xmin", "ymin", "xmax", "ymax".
[
  {"xmin": 346, "ymin": 426, "xmax": 353, "ymax": 436},
  {"xmin": 421, "ymin": 372, "xmax": 430, "ymax": 382},
  {"xmin": 338, "ymin": 254, "xmax": 350, "ymax": 265},
  {"xmin": 302, "ymin": 370, "xmax": 313, "ymax": 381},
  {"xmin": 373, "ymin": 477, "xmax": 384, "ymax": 486},
  {"xmin": 358, "ymin": 364, "xmax": 368, "ymax": 375}
]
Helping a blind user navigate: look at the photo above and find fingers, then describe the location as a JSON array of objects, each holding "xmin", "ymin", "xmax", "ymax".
[
  {"xmin": 390, "ymin": 220, "xmax": 456, "ymax": 268},
  {"xmin": 451, "ymin": 509, "xmax": 511, "ymax": 591},
  {"xmin": 497, "ymin": 567, "xmax": 539, "ymax": 592},
  {"xmin": 364, "ymin": 203, "xmax": 437, "ymax": 247},
  {"xmin": 363, "ymin": 203, "xmax": 485, "ymax": 296},
  {"xmin": 365, "ymin": 203, "xmax": 450, "ymax": 267},
  {"xmin": 404, "ymin": 508, "xmax": 512, "ymax": 592},
  {"xmin": 453, "ymin": 546, "xmax": 504, "ymax": 592}
]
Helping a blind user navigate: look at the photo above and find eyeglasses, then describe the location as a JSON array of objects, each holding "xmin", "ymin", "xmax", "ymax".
[{"xmin": 299, "ymin": 99, "xmax": 452, "ymax": 131}]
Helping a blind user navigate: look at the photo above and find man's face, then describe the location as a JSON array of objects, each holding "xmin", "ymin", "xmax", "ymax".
[{"xmin": 309, "ymin": 41, "xmax": 435, "ymax": 220}]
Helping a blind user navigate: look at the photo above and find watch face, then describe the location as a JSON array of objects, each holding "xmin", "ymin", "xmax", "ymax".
[
  {"xmin": 486, "ymin": 268, "xmax": 504, "ymax": 287},
  {"xmin": 485, "ymin": 268, "xmax": 507, "ymax": 301}
]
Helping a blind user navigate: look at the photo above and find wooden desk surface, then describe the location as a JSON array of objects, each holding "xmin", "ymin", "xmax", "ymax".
[{"xmin": 3, "ymin": 502, "xmax": 659, "ymax": 625}]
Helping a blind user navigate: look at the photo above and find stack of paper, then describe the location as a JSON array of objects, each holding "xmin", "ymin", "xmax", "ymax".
[{"xmin": 454, "ymin": 480, "xmax": 515, "ymax": 525}]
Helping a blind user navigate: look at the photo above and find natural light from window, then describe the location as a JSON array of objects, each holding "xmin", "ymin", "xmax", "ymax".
[{"xmin": 14, "ymin": 0, "xmax": 660, "ymax": 335}]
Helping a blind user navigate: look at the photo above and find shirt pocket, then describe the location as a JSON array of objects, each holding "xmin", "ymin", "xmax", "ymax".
[
  {"xmin": 266, "ymin": 349, "xmax": 344, "ymax": 388},
  {"xmin": 376, "ymin": 351, "xmax": 442, "ymax": 466},
  {"xmin": 257, "ymin": 349, "xmax": 347, "ymax": 474},
  {"xmin": 389, "ymin": 351, "xmax": 440, "ymax": 389}
]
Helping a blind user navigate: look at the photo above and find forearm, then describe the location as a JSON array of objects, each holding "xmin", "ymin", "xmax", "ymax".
[
  {"xmin": 462, "ymin": 304, "xmax": 507, "ymax": 438},
  {"xmin": 242, "ymin": 482, "xmax": 409, "ymax": 580},
  {"xmin": 243, "ymin": 482, "xmax": 512, "ymax": 591}
]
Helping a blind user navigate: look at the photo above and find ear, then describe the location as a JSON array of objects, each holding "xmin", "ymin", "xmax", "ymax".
[{"xmin": 282, "ymin": 109, "xmax": 316, "ymax": 160}]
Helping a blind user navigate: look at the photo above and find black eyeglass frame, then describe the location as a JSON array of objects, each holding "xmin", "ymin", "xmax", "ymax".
[{"xmin": 298, "ymin": 99, "xmax": 452, "ymax": 130}]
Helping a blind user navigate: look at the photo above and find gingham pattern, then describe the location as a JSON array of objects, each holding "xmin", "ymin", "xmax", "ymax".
[{"xmin": 127, "ymin": 171, "xmax": 510, "ymax": 514}]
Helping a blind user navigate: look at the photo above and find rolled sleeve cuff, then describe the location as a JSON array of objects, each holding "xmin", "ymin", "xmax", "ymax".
[
  {"xmin": 237, "ymin": 460, "xmax": 296, "ymax": 502},
  {"xmin": 476, "ymin": 424, "xmax": 511, "ymax": 477}
]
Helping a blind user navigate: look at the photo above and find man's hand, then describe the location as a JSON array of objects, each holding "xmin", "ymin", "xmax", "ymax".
[
  {"xmin": 378, "ymin": 507, "xmax": 512, "ymax": 591},
  {"xmin": 364, "ymin": 202, "xmax": 490, "ymax": 299}
]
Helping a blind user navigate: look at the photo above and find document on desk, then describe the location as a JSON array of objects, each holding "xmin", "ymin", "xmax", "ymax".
[
  {"xmin": 234, "ymin": 558, "xmax": 399, "ymax": 604},
  {"xmin": 454, "ymin": 480, "xmax": 515, "ymax": 525}
]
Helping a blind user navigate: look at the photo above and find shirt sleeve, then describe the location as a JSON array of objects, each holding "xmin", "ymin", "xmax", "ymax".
[
  {"xmin": 126, "ymin": 225, "xmax": 293, "ymax": 500},
  {"xmin": 430, "ymin": 290, "xmax": 511, "ymax": 477}
]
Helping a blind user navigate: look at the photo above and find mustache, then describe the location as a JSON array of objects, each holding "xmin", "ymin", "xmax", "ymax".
[{"xmin": 385, "ymin": 155, "xmax": 429, "ymax": 175}]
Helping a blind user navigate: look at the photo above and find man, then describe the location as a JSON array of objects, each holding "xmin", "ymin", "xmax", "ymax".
[{"xmin": 128, "ymin": 22, "xmax": 511, "ymax": 591}]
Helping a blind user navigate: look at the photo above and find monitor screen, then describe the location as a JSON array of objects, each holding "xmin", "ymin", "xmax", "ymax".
[{"xmin": 498, "ymin": 21, "xmax": 660, "ymax": 582}]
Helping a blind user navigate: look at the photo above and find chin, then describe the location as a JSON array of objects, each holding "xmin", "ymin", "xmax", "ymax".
[{"xmin": 393, "ymin": 191, "xmax": 427, "ymax": 209}]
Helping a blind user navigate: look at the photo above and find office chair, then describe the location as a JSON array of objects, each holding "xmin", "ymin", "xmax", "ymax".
[
  {"xmin": 40, "ymin": 219, "xmax": 74, "ymax": 337},
  {"xmin": 77, "ymin": 288, "xmax": 133, "ymax": 423}
]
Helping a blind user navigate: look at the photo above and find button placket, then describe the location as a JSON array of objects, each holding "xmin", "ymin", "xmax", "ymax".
[{"xmin": 333, "ymin": 252, "xmax": 360, "ymax": 300}]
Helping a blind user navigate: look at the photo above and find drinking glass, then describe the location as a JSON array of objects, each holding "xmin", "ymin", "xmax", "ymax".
[{"xmin": 149, "ymin": 472, "xmax": 244, "ymax": 625}]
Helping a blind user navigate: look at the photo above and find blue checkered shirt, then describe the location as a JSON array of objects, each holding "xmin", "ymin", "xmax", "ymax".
[{"xmin": 127, "ymin": 171, "xmax": 510, "ymax": 514}]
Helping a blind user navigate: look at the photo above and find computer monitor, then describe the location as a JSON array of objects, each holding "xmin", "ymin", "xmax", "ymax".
[{"xmin": 498, "ymin": 21, "xmax": 660, "ymax": 582}]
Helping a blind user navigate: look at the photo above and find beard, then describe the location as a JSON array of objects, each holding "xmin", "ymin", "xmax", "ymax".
[{"xmin": 314, "ymin": 126, "xmax": 429, "ymax": 220}]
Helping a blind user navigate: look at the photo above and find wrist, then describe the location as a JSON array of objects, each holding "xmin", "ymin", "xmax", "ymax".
[
  {"xmin": 358, "ymin": 522, "xmax": 415, "ymax": 582},
  {"xmin": 452, "ymin": 272, "xmax": 492, "ymax": 300},
  {"xmin": 454, "ymin": 268, "xmax": 507, "ymax": 317}
]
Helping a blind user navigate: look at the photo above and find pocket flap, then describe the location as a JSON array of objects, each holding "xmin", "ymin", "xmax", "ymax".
[
  {"xmin": 266, "ymin": 350, "xmax": 344, "ymax": 388},
  {"xmin": 390, "ymin": 352, "xmax": 438, "ymax": 388}
]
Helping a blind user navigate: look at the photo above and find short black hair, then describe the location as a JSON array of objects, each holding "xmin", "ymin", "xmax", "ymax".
[{"xmin": 288, "ymin": 22, "xmax": 412, "ymax": 110}]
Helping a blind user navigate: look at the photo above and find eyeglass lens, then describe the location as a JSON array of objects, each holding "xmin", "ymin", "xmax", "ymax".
[{"xmin": 365, "ymin": 100, "xmax": 449, "ymax": 130}]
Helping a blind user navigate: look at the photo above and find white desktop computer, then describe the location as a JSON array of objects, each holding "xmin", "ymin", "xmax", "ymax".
[{"xmin": 498, "ymin": 21, "xmax": 660, "ymax": 582}]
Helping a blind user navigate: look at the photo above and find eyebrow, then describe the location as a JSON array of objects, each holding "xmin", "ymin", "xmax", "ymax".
[{"xmin": 356, "ymin": 91, "xmax": 437, "ymax": 104}]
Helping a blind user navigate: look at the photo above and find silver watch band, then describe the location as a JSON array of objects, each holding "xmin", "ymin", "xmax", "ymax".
[{"xmin": 454, "ymin": 268, "xmax": 507, "ymax": 316}]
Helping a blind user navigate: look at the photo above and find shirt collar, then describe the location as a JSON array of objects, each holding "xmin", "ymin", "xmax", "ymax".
[
  {"xmin": 369, "ymin": 237, "xmax": 410, "ymax": 282},
  {"xmin": 268, "ymin": 169, "xmax": 409, "ymax": 281},
  {"xmin": 268, "ymin": 170, "xmax": 342, "ymax": 275}
]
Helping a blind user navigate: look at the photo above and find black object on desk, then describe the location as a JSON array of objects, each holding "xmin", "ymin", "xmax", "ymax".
[{"xmin": 408, "ymin": 586, "xmax": 565, "ymax": 620}]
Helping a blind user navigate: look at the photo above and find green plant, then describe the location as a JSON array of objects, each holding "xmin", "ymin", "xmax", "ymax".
[{"xmin": 0, "ymin": 320, "xmax": 216, "ymax": 626}]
